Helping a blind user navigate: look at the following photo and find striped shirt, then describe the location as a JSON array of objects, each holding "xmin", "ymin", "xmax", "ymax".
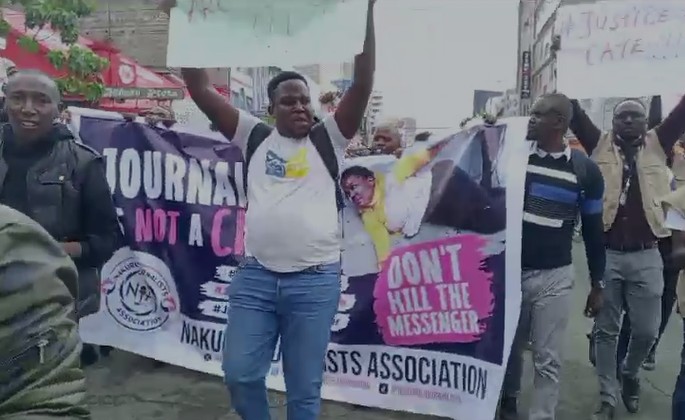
[{"xmin": 521, "ymin": 144, "xmax": 605, "ymax": 283}]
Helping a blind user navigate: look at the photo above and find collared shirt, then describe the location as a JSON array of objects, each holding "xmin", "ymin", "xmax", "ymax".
[{"xmin": 530, "ymin": 142, "xmax": 572, "ymax": 161}]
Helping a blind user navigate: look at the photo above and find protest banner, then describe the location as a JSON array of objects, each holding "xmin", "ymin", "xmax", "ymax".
[
  {"xmin": 166, "ymin": 0, "xmax": 368, "ymax": 67},
  {"xmin": 75, "ymin": 107, "xmax": 525, "ymax": 419},
  {"xmin": 555, "ymin": 0, "xmax": 685, "ymax": 98}
]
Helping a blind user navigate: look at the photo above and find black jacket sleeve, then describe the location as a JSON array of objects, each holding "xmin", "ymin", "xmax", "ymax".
[
  {"xmin": 569, "ymin": 99, "xmax": 602, "ymax": 154},
  {"xmin": 579, "ymin": 158, "xmax": 606, "ymax": 286},
  {"xmin": 77, "ymin": 157, "xmax": 121, "ymax": 267},
  {"xmin": 648, "ymin": 95, "xmax": 662, "ymax": 130}
]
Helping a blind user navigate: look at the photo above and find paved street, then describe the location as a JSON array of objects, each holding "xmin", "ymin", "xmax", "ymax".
[{"xmin": 84, "ymin": 244, "xmax": 678, "ymax": 419}]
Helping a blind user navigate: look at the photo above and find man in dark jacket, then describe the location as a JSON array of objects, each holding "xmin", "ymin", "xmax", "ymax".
[
  {"xmin": 0, "ymin": 204, "xmax": 89, "ymax": 418},
  {"xmin": 0, "ymin": 69, "xmax": 121, "ymax": 365}
]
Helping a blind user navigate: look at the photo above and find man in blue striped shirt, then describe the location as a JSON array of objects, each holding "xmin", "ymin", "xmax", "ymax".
[{"xmin": 500, "ymin": 93, "xmax": 606, "ymax": 420}]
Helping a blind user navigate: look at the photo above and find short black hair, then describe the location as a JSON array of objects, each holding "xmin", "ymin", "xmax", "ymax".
[
  {"xmin": 267, "ymin": 71, "xmax": 308, "ymax": 103},
  {"xmin": 6, "ymin": 69, "xmax": 60, "ymax": 103},
  {"xmin": 613, "ymin": 98, "xmax": 646, "ymax": 114},
  {"xmin": 415, "ymin": 131, "xmax": 432, "ymax": 142},
  {"xmin": 540, "ymin": 93, "xmax": 573, "ymax": 122},
  {"xmin": 341, "ymin": 165, "xmax": 375, "ymax": 182}
]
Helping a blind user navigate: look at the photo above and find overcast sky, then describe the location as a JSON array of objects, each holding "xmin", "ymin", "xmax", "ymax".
[{"xmin": 371, "ymin": 0, "xmax": 519, "ymax": 130}]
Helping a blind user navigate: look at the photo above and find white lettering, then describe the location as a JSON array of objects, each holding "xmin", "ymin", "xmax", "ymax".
[
  {"xmin": 444, "ymin": 244, "xmax": 463, "ymax": 282},
  {"xmin": 102, "ymin": 148, "xmax": 117, "ymax": 194},
  {"xmin": 143, "ymin": 151, "xmax": 163, "ymax": 199},
  {"xmin": 188, "ymin": 213, "xmax": 204, "ymax": 246},
  {"xmin": 186, "ymin": 159, "xmax": 213, "ymax": 205},
  {"xmin": 165, "ymin": 154, "xmax": 186, "ymax": 201},
  {"xmin": 119, "ymin": 149, "xmax": 141, "ymax": 199}
]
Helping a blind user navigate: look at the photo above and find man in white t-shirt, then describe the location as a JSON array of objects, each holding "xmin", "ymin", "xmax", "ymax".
[{"xmin": 175, "ymin": 0, "xmax": 376, "ymax": 417}]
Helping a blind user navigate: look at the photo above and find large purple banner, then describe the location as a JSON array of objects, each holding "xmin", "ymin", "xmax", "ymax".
[{"xmin": 75, "ymin": 108, "xmax": 522, "ymax": 419}]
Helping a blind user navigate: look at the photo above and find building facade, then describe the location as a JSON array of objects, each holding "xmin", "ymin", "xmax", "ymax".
[
  {"xmin": 365, "ymin": 90, "xmax": 384, "ymax": 137},
  {"xmin": 515, "ymin": 0, "xmax": 630, "ymax": 128},
  {"xmin": 79, "ymin": 0, "xmax": 169, "ymax": 70}
]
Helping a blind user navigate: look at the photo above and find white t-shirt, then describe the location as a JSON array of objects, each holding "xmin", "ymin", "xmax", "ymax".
[
  {"xmin": 384, "ymin": 171, "xmax": 432, "ymax": 237},
  {"xmin": 233, "ymin": 110, "xmax": 348, "ymax": 272}
]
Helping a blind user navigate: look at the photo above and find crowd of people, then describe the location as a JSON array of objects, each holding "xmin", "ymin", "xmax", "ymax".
[{"xmin": 2, "ymin": 0, "xmax": 685, "ymax": 419}]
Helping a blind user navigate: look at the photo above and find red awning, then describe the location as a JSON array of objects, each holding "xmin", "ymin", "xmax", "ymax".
[{"xmin": 0, "ymin": 8, "xmax": 185, "ymax": 113}]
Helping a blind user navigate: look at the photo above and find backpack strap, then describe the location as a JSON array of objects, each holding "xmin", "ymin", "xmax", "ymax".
[
  {"xmin": 310, "ymin": 123, "xmax": 344, "ymax": 211},
  {"xmin": 570, "ymin": 148, "xmax": 589, "ymax": 200},
  {"xmin": 242, "ymin": 121, "xmax": 345, "ymax": 211},
  {"xmin": 243, "ymin": 123, "xmax": 273, "ymax": 194}
]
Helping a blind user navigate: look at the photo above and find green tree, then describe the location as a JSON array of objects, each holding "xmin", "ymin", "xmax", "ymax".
[{"xmin": 0, "ymin": 0, "xmax": 109, "ymax": 101}]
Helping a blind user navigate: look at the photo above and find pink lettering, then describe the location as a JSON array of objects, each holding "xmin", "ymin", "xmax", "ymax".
[
  {"xmin": 167, "ymin": 211, "xmax": 180, "ymax": 245},
  {"xmin": 153, "ymin": 209, "xmax": 167, "ymax": 241},
  {"xmin": 135, "ymin": 208, "xmax": 153, "ymax": 242},
  {"xmin": 211, "ymin": 209, "xmax": 232, "ymax": 257},
  {"xmin": 135, "ymin": 207, "xmax": 180, "ymax": 245},
  {"xmin": 233, "ymin": 208, "xmax": 246, "ymax": 256}
]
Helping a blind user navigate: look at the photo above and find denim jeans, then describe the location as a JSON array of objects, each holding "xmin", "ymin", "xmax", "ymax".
[
  {"xmin": 222, "ymin": 257, "xmax": 341, "ymax": 420},
  {"xmin": 674, "ymin": 320, "xmax": 685, "ymax": 420}
]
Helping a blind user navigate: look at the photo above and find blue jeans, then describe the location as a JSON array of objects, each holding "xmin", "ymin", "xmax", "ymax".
[
  {"xmin": 674, "ymin": 320, "xmax": 685, "ymax": 420},
  {"xmin": 222, "ymin": 257, "xmax": 340, "ymax": 420}
]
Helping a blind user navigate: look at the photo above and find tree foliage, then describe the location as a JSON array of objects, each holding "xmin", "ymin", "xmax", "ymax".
[{"xmin": 0, "ymin": 0, "xmax": 108, "ymax": 101}]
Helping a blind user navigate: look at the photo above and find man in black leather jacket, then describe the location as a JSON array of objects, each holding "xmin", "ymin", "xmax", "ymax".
[{"xmin": 0, "ymin": 69, "xmax": 121, "ymax": 366}]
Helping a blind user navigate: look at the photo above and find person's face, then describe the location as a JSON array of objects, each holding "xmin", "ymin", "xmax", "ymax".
[
  {"xmin": 342, "ymin": 174, "xmax": 375, "ymax": 208},
  {"xmin": 613, "ymin": 101, "xmax": 647, "ymax": 142},
  {"xmin": 372, "ymin": 128, "xmax": 401, "ymax": 155},
  {"xmin": 147, "ymin": 109, "xmax": 171, "ymax": 119},
  {"xmin": 271, "ymin": 79, "xmax": 313, "ymax": 138},
  {"xmin": 526, "ymin": 97, "xmax": 562, "ymax": 142},
  {"xmin": 5, "ymin": 74, "xmax": 58, "ymax": 141}
]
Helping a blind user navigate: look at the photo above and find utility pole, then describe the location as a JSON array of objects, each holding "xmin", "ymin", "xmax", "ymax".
[{"xmin": 227, "ymin": 67, "xmax": 232, "ymax": 103}]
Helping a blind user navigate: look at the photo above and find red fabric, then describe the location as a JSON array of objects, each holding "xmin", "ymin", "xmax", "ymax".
[{"xmin": 1, "ymin": 9, "xmax": 185, "ymax": 114}]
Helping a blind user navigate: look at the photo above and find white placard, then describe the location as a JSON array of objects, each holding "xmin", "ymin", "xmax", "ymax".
[
  {"xmin": 555, "ymin": 1, "xmax": 685, "ymax": 98},
  {"xmin": 166, "ymin": 0, "xmax": 367, "ymax": 67}
]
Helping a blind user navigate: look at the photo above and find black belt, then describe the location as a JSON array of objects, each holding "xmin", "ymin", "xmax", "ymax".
[{"xmin": 606, "ymin": 242, "xmax": 657, "ymax": 253}]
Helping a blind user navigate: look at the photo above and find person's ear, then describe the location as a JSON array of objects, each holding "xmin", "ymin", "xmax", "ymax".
[{"xmin": 268, "ymin": 103, "xmax": 274, "ymax": 115}]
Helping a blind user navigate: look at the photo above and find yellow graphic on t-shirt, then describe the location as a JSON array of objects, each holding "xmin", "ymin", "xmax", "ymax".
[{"xmin": 284, "ymin": 147, "xmax": 310, "ymax": 178}]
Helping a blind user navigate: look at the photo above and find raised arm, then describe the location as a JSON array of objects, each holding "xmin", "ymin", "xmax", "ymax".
[
  {"xmin": 648, "ymin": 95, "xmax": 662, "ymax": 130},
  {"xmin": 181, "ymin": 68, "xmax": 240, "ymax": 140},
  {"xmin": 569, "ymin": 99, "xmax": 602, "ymax": 154},
  {"xmin": 392, "ymin": 137, "xmax": 450, "ymax": 182},
  {"xmin": 655, "ymin": 94, "xmax": 685, "ymax": 153},
  {"xmin": 157, "ymin": 0, "xmax": 241, "ymax": 140},
  {"xmin": 333, "ymin": 0, "xmax": 376, "ymax": 139}
]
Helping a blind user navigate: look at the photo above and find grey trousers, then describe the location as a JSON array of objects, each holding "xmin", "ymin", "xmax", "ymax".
[
  {"xmin": 596, "ymin": 248, "xmax": 663, "ymax": 407},
  {"xmin": 503, "ymin": 265, "xmax": 574, "ymax": 420}
]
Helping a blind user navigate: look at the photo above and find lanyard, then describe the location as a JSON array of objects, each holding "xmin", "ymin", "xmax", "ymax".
[{"xmin": 617, "ymin": 146, "xmax": 637, "ymax": 207}]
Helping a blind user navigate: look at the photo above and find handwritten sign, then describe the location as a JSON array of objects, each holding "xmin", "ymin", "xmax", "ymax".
[
  {"xmin": 555, "ymin": 0, "xmax": 685, "ymax": 98},
  {"xmin": 166, "ymin": 0, "xmax": 368, "ymax": 67}
]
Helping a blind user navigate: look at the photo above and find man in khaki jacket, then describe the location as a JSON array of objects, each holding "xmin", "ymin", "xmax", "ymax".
[
  {"xmin": 569, "ymin": 94, "xmax": 685, "ymax": 419},
  {"xmin": 0, "ymin": 204, "xmax": 89, "ymax": 418}
]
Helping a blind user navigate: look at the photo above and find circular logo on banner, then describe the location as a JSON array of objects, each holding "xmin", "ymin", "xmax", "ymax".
[
  {"xmin": 101, "ymin": 248, "xmax": 179, "ymax": 332},
  {"xmin": 118, "ymin": 63, "xmax": 135, "ymax": 85}
]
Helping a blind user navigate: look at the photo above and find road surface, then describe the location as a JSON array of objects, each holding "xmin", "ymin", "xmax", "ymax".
[{"xmin": 84, "ymin": 244, "xmax": 678, "ymax": 419}]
